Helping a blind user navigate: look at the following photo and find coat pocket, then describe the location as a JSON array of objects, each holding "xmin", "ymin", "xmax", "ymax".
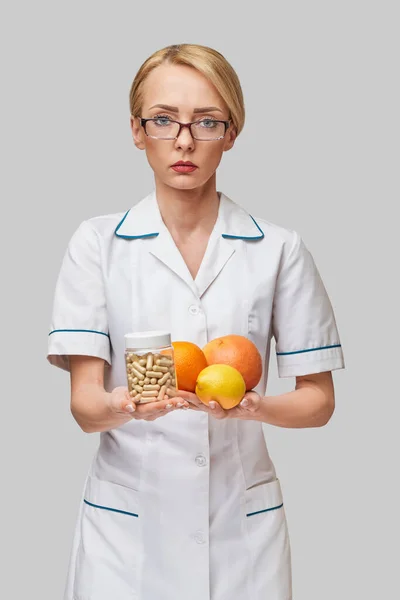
[
  {"xmin": 73, "ymin": 475, "xmax": 141, "ymax": 600},
  {"xmin": 245, "ymin": 477, "xmax": 283, "ymax": 517},
  {"xmin": 244, "ymin": 479, "xmax": 292, "ymax": 598}
]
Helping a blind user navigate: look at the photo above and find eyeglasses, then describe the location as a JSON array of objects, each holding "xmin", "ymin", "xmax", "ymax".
[{"xmin": 134, "ymin": 115, "xmax": 231, "ymax": 141}]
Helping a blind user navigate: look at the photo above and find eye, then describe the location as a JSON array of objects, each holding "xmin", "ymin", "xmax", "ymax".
[
  {"xmin": 197, "ymin": 118, "xmax": 218, "ymax": 128},
  {"xmin": 152, "ymin": 114, "xmax": 173, "ymax": 126}
]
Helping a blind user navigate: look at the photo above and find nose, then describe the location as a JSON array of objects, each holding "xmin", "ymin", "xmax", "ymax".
[{"xmin": 174, "ymin": 123, "xmax": 195, "ymax": 151}]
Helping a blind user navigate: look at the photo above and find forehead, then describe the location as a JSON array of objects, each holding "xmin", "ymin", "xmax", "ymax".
[{"xmin": 142, "ymin": 64, "xmax": 226, "ymax": 111}]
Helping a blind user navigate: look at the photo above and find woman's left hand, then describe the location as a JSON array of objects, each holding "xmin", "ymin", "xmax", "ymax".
[{"xmin": 174, "ymin": 389, "xmax": 262, "ymax": 420}]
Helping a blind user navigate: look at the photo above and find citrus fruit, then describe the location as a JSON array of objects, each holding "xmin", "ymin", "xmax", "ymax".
[
  {"xmin": 202, "ymin": 335, "xmax": 262, "ymax": 390},
  {"xmin": 172, "ymin": 341, "xmax": 208, "ymax": 392},
  {"xmin": 195, "ymin": 364, "xmax": 246, "ymax": 409}
]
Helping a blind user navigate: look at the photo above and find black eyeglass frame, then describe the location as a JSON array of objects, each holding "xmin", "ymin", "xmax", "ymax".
[{"xmin": 137, "ymin": 116, "xmax": 232, "ymax": 141}]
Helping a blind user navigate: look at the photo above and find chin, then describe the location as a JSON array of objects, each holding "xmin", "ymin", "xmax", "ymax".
[
  {"xmin": 167, "ymin": 176, "xmax": 203, "ymax": 190},
  {"xmin": 171, "ymin": 183, "xmax": 201, "ymax": 193}
]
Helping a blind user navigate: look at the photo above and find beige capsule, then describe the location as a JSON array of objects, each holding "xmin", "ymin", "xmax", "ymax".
[
  {"xmin": 132, "ymin": 377, "xmax": 138, "ymax": 385},
  {"xmin": 134, "ymin": 384, "xmax": 144, "ymax": 393},
  {"xmin": 143, "ymin": 384, "xmax": 161, "ymax": 391},
  {"xmin": 156, "ymin": 357, "xmax": 173, "ymax": 367},
  {"xmin": 141, "ymin": 390, "xmax": 159, "ymax": 398},
  {"xmin": 144, "ymin": 377, "xmax": 150, "ymax": 385},
  {"xmin": 146, "ymin": 371, "xmax": 163, "ymax": 379},
  {"xmin": 139, "ymin": 358, "xmax": 147, "ymax": 367},
  {"xmin": 139, "ymin": 397, "xmax": 156, "ymax": 404},
  {"xmin": 150, "ymin": 378, "xmax": 157, "ymax": 385},
  {"xmin": 152, "ymin": 365, "xmax": 169, "ymax": 373},
  {"xmin": 146, "ymin": 354, "xmax": 154, "ymax": 370},
  {"xmin": 158, "ymin": 372, "xmax": 171, "ymax": 386},
  {"xmin": 132, "ymin": 361, "xmax": 146, "ymax": 374},
  {"xmin": 165, "ymin": 386, "xmax": 178, "ymax": 397},
  {"xmin": 157, "ymin": 385, "xmax": 167, "ymax": 401},
  {"xmin": 131, "ymin": 367, "xmax": 145, "ymax": 380}
]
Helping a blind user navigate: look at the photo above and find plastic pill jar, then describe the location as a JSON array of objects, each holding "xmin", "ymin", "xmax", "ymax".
[{"xmin": 124, "ymin": 330, "xmax": 178, "ymax": 404}]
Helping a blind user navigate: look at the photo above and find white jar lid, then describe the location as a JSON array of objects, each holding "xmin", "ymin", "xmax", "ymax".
[{"xmin": 124, "ymin": 330, "xmax": 172, "ymax": 350}]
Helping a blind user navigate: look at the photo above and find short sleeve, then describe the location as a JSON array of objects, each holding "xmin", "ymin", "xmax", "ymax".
[
  {"xmin": 272, "ymin": 231, "xmax": 345, "ymax": 378},
  {"xmin": 47, "ymin": 220, "xmax": 111, "ymax": 372}
]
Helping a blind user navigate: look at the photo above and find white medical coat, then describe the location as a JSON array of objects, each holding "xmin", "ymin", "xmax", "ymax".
[{"xmin": 47, "ymin": 189, "xmax": 345, "ymax": 600}]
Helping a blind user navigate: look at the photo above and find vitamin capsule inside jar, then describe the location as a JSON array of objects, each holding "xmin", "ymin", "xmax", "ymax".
[{"xmin": 124, "ymin": 331, "xmax": 178, "ymax": 404}]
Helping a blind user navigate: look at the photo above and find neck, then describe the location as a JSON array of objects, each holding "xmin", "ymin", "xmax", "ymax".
[{"xmin": 154, "ymin": 175, "xmax": 220, "ymax": 239}]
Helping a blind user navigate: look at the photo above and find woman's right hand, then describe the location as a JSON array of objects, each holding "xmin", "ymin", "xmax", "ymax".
[{"xmin": 108, "ymin": 386, "xmax": 190, "ymax": 421}]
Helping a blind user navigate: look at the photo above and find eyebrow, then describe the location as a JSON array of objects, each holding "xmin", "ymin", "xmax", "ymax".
[{"xmin": 148, "ymin": 104, "xmax": 223, "ymax": 114}]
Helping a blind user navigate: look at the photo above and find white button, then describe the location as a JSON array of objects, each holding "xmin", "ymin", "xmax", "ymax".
[
  {"xmin": 189, "ymin": 305, "xmax": 200, "ymax": 315},
  {"xmin": 195, "ymin": 454, "xmax": 207, "ymax": 467},
  {"xmin": 194, "ymin": 531, "xmax": 206, "ymax": 544}
]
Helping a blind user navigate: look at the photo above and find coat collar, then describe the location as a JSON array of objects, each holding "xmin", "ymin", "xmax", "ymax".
[
  {"xmin": 114, "ymin": 190, "xmax": 264, "ymax": 298},
  {"xmin": 114, "ymin": 190, "xmax": 264, "ymax": 241}
]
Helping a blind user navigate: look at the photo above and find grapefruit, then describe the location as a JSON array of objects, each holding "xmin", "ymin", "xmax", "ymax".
[{"xmin": 202, "ymin": 335, "xmax": 262, "ymax": 390}]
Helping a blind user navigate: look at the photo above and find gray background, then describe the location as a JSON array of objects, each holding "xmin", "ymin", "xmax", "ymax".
[{"xmin": 1, "ymin": 1, "xmax": 399, "ymax": 598}]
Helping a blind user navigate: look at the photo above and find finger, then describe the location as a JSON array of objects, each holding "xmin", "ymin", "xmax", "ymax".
[
  {"xmin": 209, "ymin": 401, "xmax": 227, "ymax": 418},
  {"xmin": 122, "ymin": 390, "xmax": 136, "ymax": 414},
  {"xmin": 240, "ymin": 394, "xmax": 259, "ymax": 412},
  {"xmin": 170, "ymin": 395, "xmax": 200, "ymax": 409},
  {"xmin": 170, "ymin": 391, "xmax": 202, "ymax": 408},
  {"xmin": 136, "ymin": 398, "xmax": 189, "ymax": 418}
]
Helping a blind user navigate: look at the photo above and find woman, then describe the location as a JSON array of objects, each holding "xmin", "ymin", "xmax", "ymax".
[{"xmin": 48, "ymin": 43, "xmax": 345, "ymax": 600}]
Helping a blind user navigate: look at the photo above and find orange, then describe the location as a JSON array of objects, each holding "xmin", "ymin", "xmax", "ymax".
[
  {"xmin": 172, "ymin": 341, "xmax": 208, "ymax": 392},
  {"xmin": 202, "ymin": 335, "xmax": 262, "ymax": 390}
]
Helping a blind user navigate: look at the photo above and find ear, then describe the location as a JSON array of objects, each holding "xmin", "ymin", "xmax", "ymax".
[
  {"xmin": 223, "ymin": 125, "xmax": 237, "ymax": 152},
  {"xmin": 130, "ymin": 115, "xmax": 146, "ymax": 150}
]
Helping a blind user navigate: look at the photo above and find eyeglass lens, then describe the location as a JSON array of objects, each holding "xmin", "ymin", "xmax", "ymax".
[{"xmin": 146, "ymin": 118, "xmax": 226, "ymax": 140}]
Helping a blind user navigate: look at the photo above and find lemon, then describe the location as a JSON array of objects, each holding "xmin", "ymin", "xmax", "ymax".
[{"xmin": 195, "ymin": 364, "xmax": 246, "ymax": 410}]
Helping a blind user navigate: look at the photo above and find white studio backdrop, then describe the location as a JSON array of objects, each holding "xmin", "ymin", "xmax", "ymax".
[{"xmin": 0, "ymin": 1, "xmax": 399, "ymax": 599}]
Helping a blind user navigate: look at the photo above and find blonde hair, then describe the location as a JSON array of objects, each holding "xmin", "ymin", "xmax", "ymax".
[{"xmin": 129, "ymin": 44, "xmax": 245, "ymax": 136}]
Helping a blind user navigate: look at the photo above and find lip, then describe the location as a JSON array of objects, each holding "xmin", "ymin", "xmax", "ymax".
[
  {"xmin": 171, "ymin": 162, "xmax": 198, "ymax": 173},
  {"xmin": 171, "ymin": 161, "xmax": 197, "ymax": 167}
]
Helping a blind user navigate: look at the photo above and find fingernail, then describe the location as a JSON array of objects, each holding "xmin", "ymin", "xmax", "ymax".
[
  {"xmin": 177, "ymin": 402, "xmax": 184, "ymax": 407},
  {"xmin": 209, "ymin": 402, "xmax": 216, "ymax": 409},
  {"xmin": 166, "ymin": 403, "xmax": 173, "ymax": 409},
  {"xmin": 241, "ymin": 399, "xmax": 248, "ymax": 407},
  {"xmin": 125, "ymin": 404, "xmax": 135, "ymax": 413}
]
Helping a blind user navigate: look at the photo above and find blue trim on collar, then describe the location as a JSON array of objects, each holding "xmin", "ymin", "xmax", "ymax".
[
  {"xmin": 222, "ymin": 215, "xmax": 265, "ymax": 240},
  {"xmin": 114, "ymin": 209, "xmax": 264, "ymax": 241},
  {"xmin": 114, "ymin": 210, "xmax": 159, "ymax": 239},
  {"xmin": 277, "ymin": 344, "xmax": 341, "ymax": 356}
]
